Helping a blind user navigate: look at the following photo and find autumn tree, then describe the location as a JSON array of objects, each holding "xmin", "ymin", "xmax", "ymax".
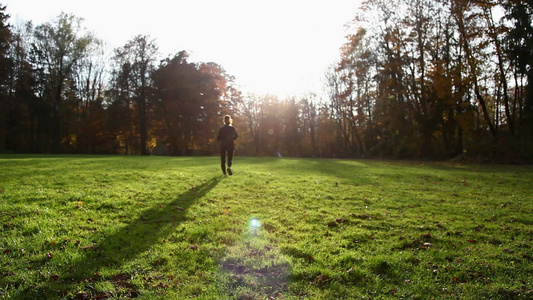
[
  {"xmin": 299, "ymin": 93, "xmax": 319, "ymax": 156},
  {"xmin": 334, "ymin": 25, "xmax": 377, "ymax": 157},
  {"xmin": 238, "ymin": 94, "xmax": 301, "ymax": 156},
  {"xmin": 0, "ymin": 4, "xmax": 10, "ymax": 91},
  {"xmin": 151, "ymin": 51, "xmax": 227, "ymax": 155},
  {"xmin": 31, "ymin": 12, "xmax": 95, "ymax": 153},
  {"xmin": 0, "ymin": 4, "xmax": 12, "ymax": 152},
  {"xmin": 238, "ymin": 94, "xmax": 263, "ymax": 155},
  {"xmin": 112, "ymin": 35, "xmax": 158, "ymax": 155},
  {"xmin": 106, "ymin": 59, "xmax": 136, "ymax": 154},
  {"xmin": 71, "ymin": 37, "xmax": 107, "ymax": 153},
  {"xmin": 359, "ymin": 0, "xmax": 416, "ymax": 157},
  {"xmin": 503, "ymin": 0, "xmax": 533, "ymax": 141}
]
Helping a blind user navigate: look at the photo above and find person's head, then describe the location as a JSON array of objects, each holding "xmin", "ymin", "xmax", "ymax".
[{"xmin": 224, "ymin": 115, "xmax": 232, "ymax": 125}]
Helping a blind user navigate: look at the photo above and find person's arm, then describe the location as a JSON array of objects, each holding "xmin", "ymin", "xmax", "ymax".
[
  {"xmin": 233, "ymin": 127, "xmax": 238, "ymax": 140},
  {"xmin": 217, "ymin": 128, "xmax": 222, "ymax": 141}
]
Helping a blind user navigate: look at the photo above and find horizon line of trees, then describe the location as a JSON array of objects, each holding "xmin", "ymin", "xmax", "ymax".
[{"xmin": 0, "ymin": 0, "xmax": 532, "ymax": 161}]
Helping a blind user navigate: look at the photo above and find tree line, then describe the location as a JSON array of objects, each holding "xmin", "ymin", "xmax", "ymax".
[
  {"xmin": 0, "ymin": 0, "xmax": 531, "ymax": 161},
  {"xmin": 327, "ymin": 0, "xmax": 532, "ymax": 161}
]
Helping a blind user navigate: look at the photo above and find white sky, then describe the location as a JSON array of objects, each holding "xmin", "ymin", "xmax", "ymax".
[{"xmin": 2, "ymin": 0, "xmax": 361, "ymax": 98}]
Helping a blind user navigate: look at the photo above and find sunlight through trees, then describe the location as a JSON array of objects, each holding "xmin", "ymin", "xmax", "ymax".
[{"xmin": 0, "ymin": 1, "xmax": 531, "ymax": 161}]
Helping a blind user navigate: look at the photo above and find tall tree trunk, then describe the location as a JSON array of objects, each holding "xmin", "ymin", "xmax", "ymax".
[
  {"xmin": 139, "ymin": 96, "xmax": 147, "ymax": 155},
  {"xmin": 484, "ymin": 6, "xmax": 514, "ymax": 135},
  {"xmin": 53, "ymin": 79, "xmax": 62, "ymax": 154},
  {"xmin": 139, "ymin": 70, "xmax": 148, "ymax": 155},
  {"xmin": 454, "ymin": 7, "xmax": 497, "ymax": 137}
]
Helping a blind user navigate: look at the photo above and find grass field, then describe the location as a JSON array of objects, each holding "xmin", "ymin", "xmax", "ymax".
[{"xmin": 0, "ymin": 155, "xmax": 532, "ymax": 299}]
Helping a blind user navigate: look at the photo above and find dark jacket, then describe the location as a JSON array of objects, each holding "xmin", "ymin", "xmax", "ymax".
[{"xmin": 217, "ymin": 125, "xmax": 238, "ymax": 148}]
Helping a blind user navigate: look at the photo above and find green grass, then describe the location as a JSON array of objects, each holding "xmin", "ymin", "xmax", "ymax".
[{"xmin": 0, "ymin": 155, "xmax": 532, "ymax": 299}]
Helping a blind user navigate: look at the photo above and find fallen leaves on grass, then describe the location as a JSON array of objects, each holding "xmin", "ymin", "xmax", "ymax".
[
  {"xmin": 396, "ymin": 238, "xmax": 434, "ymax": 250},
  {"xmin": 314, "ymin": 274, "xmax": 329, "ymax": 285},
  {"xmin": 446, "ymin": 231, "xmax": 463, "ymax": 236},
  {"xmin": 79, "ymin": 243, "xmax": 97, "ymax": 250},
  {"xmin": 351, "ymin": 213, "xmax": 373, "ymax": 220},
  {"xmin": 327, "ymin": 221, "xmax": 338, "ymax": 228}
]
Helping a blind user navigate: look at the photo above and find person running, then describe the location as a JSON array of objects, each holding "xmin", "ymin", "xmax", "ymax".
[{"xmin": 217, "ymin": 115, "xmax": 238, "ymax": 176}]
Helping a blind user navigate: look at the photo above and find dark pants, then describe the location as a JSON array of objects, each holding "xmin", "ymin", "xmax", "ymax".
[{"xmin": 220, "ymin": 146, "xmax": 234, "ymax": 174}]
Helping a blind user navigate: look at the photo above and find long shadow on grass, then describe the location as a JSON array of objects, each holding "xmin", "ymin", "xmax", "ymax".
[{"xmin": 26, "ymin": 176, "xmax": 221, "ymax": 299}]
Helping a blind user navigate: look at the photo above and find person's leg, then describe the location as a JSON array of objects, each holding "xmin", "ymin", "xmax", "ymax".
[
  {"xmin": 220, "ymin": 147, "xmax": 227, "ymax": 175},
  {"xmin": 227, "ymin": 147, "xmax": 234, "ymax": 175}
]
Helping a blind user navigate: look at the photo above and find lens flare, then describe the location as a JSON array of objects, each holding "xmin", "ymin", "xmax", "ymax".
[{"xmin": 250, "ymin": 218, "xmax": 260, "ymax": 228}]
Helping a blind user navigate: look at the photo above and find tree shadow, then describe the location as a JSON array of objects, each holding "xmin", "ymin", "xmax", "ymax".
[{"xmin": 27, "ymin": 175, "xmax": 221, "ymax": 299}]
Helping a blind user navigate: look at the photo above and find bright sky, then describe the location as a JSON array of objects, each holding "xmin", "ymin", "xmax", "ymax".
[{"xmin": 3, "ymin": 0, "xmax": 361, "ymax": 98}]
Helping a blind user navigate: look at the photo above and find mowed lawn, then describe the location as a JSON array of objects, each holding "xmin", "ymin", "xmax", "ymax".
[{"xmin": 0, "ymin": 155, "xmax": 532, "ymax": 299}]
